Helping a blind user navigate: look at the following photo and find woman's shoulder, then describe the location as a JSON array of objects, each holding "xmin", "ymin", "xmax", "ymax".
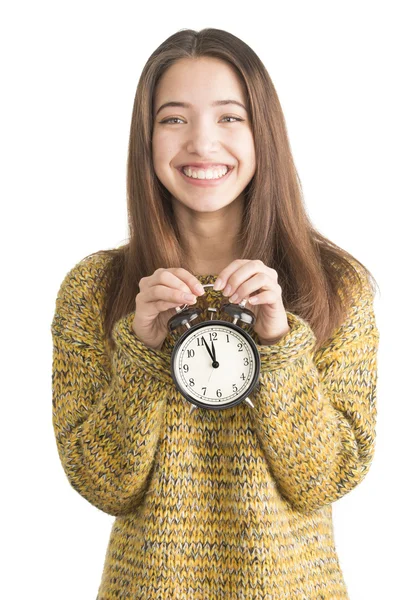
[
  {"xmin": 51, "ymin": 250, "xmax": 115, "ymax": 346},
  {"xmin": 55, "ymin": 250, "xmax": 114, "ymax": 300},
  {"xmin": 62, "ymin": 249, "xmax": 113, "ymax": 282},
  {"xmin": 331, "ymin": 254, "xmax": 379, "ymax": 341},
  {"xmin": 330, "ymin": 254, "xmax": 376, "ymax": 303}
]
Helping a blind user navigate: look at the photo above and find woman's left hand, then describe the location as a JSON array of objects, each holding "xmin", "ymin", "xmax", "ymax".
[{"xmin": 213, "ymin": 259, "xmax": 290, "ymax": 345}]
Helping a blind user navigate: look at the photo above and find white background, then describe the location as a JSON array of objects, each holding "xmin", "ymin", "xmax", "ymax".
[{"xmin": 1, "ymin": 1, "xmax": 412, "ymax": 598}]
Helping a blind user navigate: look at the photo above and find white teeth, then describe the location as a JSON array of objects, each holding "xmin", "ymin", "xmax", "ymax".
[{"xmin": 182, "ymin": 166, "xmax": 229, "ymax": 179}]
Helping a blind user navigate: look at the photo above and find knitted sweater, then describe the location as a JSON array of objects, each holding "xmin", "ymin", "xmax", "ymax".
[{"xmin": 51, "ymin": 251, "xmax": 379, "ymax": 600}]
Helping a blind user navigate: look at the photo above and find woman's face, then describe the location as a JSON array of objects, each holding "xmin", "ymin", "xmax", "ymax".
[{"xmin": 152, "ymin": 57, "xmax": 256, "ymax": 214}]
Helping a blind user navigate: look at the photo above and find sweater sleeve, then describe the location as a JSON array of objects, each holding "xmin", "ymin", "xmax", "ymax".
[
  {"xmin": 51, "ymin": 254, "xmax": 172, "ymax": 517},
  {"xmin": 250, "ymin": 262, "xmax": 380, "ymax": 514}
]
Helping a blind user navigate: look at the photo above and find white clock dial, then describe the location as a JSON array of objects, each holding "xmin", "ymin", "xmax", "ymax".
[{"xmin": 172, "ymin": 324, "xmax": 257, "ymax": 406}]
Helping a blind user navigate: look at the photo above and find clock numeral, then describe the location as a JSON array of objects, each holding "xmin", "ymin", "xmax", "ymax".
[
  {"xmin": 226, "ymin": 334, "xmax": 230, "ymax": 343},
  {"xmin": 187, "ymin": 349, "xmax": 195, "ymax": 358},
  {"xmin": 196, "ymin": 338, "xmax": 205, "ymax": 347},
  {"xmin": 209, "ymin": 332, "xmax": 218, "ymax": 341},
  {"xmin": 243, "ymin": 357, "xmax": 249, "ymax": 366},
  {"xmin": 216, "ymin": 389, "xmax": 222, "ymax": 398},
  {"xmin": 202, "ymin": 387, "xmax": 206, "ymax": 396},
  {"xmin": 240, "ymin": 373, "xmax": 246, "ymax": 381},
  {"xmin": 237, "ymin": 342, "xmax": 243, "ymax": 352},
  {"xmin": 232, "ymin": 384, "xmax": 238, "ymax": 392},
  {"xmin": 189, "ymin": 378, "xmax": 195, "ymax": 386},
  {"xmin": 183, "ymin": 364, "xmax": 189, "ymax": 372}
]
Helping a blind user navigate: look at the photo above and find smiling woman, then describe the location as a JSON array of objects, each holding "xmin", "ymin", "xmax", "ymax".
[{"xmin": 51, "ymin": 26, "xmax": 379, "ymax": 600}]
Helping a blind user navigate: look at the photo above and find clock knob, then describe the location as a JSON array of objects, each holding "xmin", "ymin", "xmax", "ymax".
[
  {"xmin": 168, "ymin": 307, "xmax": 203, "ymax": 333},
  {"xmin": 221, "ymin": 301, "xmax": 256, "ymax": 326}
]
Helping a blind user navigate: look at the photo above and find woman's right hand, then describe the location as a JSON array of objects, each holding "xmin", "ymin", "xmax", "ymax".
[{"xmin": 132, "ymin": 268, "xmax": 206, "ymax": 350}]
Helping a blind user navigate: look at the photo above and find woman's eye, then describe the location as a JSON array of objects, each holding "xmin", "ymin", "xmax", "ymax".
[
  {"xmin": 221, "ymin": 116, "xmax": 243, "ymax": 123},
  {"xmin": 159, "ymin": 116, "xmax": 243, "ymax": 124},
  {"xmin": 160, "ymin": 117, "xmax": 184, "ymax": 124}
]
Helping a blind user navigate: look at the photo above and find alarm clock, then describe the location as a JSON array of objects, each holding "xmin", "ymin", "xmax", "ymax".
[{"xmin": 167, "ymin": 282, "xmax": 260, "ymax": 412}]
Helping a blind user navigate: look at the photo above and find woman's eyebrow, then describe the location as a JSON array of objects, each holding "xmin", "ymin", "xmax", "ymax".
[{"xmin": 155, "ymin": 99, "xmax": 247, "ymax": 116}]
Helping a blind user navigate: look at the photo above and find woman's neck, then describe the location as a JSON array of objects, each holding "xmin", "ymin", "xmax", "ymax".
[{"xmin": 189, "ymin": 253, "xmax": 242, "ymax": 276}]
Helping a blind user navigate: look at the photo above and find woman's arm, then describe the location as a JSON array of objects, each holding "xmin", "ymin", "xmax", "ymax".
[
  {"xmin": 250, "ymin": 267, "xmax": 379, "ymax": 514},
  {"xmin": 51, "ymin": 255, "xmax": 171, "ymax": 517}
]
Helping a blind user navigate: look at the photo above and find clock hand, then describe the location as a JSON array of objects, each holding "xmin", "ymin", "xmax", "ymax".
[
  {"xmin": 211, "ymin": 340, "xmax": 216, "ymax": 361},
  {"xmin": 209, "ymin": 340, "xmax": 220, "ymax": 368},
  {"xmin": 201, "ymin": 336, "xmax": 215, "ymax": 362},
  {"xmin": 207, "ymin": 366, "xmax": 215, "ymax": 385}
]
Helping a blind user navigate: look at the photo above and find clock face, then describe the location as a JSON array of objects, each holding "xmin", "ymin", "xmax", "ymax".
[{"xmin": 171, "ymin": 320, "xmax": 260, "ymax": 410}]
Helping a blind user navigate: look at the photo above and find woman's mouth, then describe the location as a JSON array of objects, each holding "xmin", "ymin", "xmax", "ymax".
[{"xmin": 176, "ymin": 165, "xmax": 234, "ymax": 187}]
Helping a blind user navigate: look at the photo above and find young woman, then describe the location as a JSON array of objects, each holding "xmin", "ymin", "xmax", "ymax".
[{"xmin": 51, "ymin": 27, "xmax": 380, "ymax": 599}]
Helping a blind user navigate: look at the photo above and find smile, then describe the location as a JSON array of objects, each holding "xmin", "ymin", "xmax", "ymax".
[{"xmin": 177, "ymin": 166, "xmax": 234, "ymax": 187}]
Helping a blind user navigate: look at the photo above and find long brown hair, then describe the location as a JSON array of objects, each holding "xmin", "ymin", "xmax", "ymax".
[{"xmin": 87, "ymin": 27, "xmax": 379, "ymax": 354}]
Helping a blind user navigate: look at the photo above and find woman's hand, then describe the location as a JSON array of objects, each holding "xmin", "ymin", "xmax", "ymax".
[
  {"xmin": 133, "ymin": 268, "xmax": 205, "ymax": 350},
  {"xmin": 213, "ymin": 259, "xmax": 290, "ymax": 345}
]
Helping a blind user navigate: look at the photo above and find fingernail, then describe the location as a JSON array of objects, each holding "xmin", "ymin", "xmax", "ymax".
[
  {"xmin": 195, "ymin": 284, "xmax": 204, "ymax": 295},
  {"xmin": 223, "ymin": 284, "xmax": 232, "ymax": 296},
  {"xmin": 213, "ymin": 278, "xmax": 223, "ymax": 291}
]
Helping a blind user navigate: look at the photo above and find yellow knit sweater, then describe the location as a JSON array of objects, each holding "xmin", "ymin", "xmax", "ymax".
[{"xmin": 51, "ymin": 251, "xmax": 379, "ymax": 599}]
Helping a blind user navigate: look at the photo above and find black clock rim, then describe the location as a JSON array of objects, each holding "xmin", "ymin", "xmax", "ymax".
[{"xmin": 170, "ymin": 319, "xmax": 261, "ymax": 411}]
